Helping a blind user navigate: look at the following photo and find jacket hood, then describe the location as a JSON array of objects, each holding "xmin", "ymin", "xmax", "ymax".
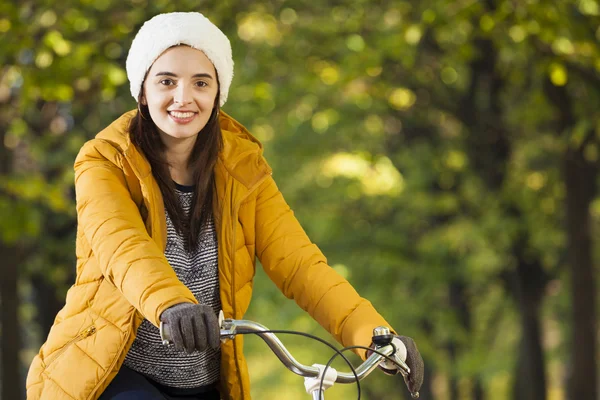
[{"xmin": 95, "ymin": 110, "xmax": 271, "ymax": 188}]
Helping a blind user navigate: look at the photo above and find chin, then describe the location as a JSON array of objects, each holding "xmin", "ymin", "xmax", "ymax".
[
  {"xmin": 168, "ymin": 130, "xmax": 200, "ymax": 140},
  {"xmin": 157, "ymin": 120, "xmax": 205, "ymax": 137}
]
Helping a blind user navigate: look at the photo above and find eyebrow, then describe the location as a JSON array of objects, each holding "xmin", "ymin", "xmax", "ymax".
[{"xmin": 154, "ymin": 71, "xmax": 214, "ymax": 79}]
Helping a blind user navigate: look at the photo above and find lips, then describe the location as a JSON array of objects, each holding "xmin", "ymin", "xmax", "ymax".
[{"xmin": 168, "ymin": 110, "xmax": 197, "ymax": 124}]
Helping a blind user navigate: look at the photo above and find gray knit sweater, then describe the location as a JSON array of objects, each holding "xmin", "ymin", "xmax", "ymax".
[{"xmin": 123, "ymin": 185, "xmax": 221, "ymax": 388}]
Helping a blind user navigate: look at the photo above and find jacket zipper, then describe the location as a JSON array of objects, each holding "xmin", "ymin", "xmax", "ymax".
[
  {"xmin": 230, "ymin": 171, "xmax": 272, "ymax": 399},
  {"xmin": 45, "ymin": 325, "xmax": 97, "ymax": 366}
]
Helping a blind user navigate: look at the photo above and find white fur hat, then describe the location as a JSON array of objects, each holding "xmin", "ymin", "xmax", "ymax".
[{"xmin": 126, "ymin": 12, "xmax": 234, "ymax": 107}]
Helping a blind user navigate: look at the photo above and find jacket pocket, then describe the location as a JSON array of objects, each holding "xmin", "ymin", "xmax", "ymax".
[{"xmin": 44, "ymin": 325, "xmax": 97, "ymax": 367}]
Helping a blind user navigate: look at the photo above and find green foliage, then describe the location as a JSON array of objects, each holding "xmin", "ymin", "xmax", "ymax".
[{"xmin": 1, "ymin": 0, "xmax": 599, "ymax": 399}]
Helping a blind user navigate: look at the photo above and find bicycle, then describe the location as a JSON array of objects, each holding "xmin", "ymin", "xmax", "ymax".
[{"xmin": 160, "ymin": 312, "xmax": 420, "ymax": 399}]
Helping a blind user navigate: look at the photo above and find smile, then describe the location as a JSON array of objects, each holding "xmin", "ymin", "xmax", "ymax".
[{"xmin": 168, "ymin": 111, "xmax": 197, "ymax": 124}]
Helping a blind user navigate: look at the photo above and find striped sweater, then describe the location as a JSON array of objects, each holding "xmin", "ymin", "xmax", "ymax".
[{"xmin": 123, "ymin": 184, "xmax": 221, "ymax": 388}]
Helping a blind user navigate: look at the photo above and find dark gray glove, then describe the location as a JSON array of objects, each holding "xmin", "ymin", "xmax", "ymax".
[
  {"xmin": 372, "ymin": 335, "xmax": 424, "ymax": 394},
  {"xmin": 396, "ymin": 335, "xmax": 424, "ymax": 394},
  {"xmin": 159, "ymin": 303, "xmax": 220, "ymax": 354}
]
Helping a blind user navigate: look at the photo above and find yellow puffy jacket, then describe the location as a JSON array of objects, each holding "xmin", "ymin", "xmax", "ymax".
[{"xmin": 26, "ymin": 110, "xmax": 393, "ymax": 400}]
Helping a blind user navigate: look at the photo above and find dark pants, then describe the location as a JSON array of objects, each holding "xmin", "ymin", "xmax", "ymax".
[{"xmin": 99, "ymin": 365, "xmax": 220, "ymax": 400}]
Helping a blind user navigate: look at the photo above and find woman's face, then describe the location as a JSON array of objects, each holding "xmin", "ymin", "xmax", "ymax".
[{"xmin": 142, "ymin": 45, "xmax": 219, "ymax": 147}]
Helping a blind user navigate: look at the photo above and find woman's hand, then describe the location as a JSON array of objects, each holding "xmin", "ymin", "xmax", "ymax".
[
  {"xmin": 370, "ymin": 335, "xmax": 424, "ymax": 394},
  {"xmin": 159, "ymin": 303, "xmax": 220, "ymax": 353},
  {"xmin": 392, "ymin": 336, "xmax": 424, "ymax": 394}
]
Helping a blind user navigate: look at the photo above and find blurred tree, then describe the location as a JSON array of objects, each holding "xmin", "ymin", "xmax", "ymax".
[
  {"xmin": 545, "ymin": 68, "xmax": 598, "ymax": 400},
  {"xmin": 1, "ymin": 1, "xmax": 598, "ymax": 400},
  {"xmin": 1, "ymin": 6, "xmax": 25, "ymax": 400},
  {"xmin": 0, "ymin": 88, "xmax": 22, "ymax": 400}
]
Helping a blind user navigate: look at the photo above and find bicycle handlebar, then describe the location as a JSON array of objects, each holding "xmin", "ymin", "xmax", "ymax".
[
  {"xmin": 218, "ymin": 318, "xmax": 410, "ymax": 383},
  {"xmin": 160, "ymin": 315, "xmax": 418, "ymax": 398}
]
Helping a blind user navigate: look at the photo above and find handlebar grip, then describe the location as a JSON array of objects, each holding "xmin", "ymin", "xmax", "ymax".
[{"xmin": 160, "ymin": 310, "xmax": 227, "ymax": 345}]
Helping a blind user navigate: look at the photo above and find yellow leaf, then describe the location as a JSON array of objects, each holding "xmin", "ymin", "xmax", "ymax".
[
  {"xmin": 549, "ymin": 63, "xmax": 568, "ymax": 86},
  {"xmin": 388, "ymin": 88, "xmax": 416, "ymax": 110}
]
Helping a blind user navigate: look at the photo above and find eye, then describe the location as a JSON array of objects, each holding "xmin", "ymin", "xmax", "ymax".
[
  {"xmin": 195, "ymin": 81, "xmax": 208, "ymax": 87},
  {"xmin": 159, "ymin": 79, "xmax": 175, "ymax": 86}
]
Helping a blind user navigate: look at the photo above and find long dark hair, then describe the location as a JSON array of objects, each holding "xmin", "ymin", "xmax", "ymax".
[{"xmin": 129, "ymin": 85, "xmax": 223, "ymax": 252}]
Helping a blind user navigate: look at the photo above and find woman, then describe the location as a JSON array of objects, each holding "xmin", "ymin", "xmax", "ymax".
[{"xmin": 26, "ymin": 12, "xmax": 424, "ymax": 400}]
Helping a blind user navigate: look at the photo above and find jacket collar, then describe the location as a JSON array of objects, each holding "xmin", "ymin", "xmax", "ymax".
[{"xmin": 95, "ymin": 109, "xmax": 272, "ymax": 187}]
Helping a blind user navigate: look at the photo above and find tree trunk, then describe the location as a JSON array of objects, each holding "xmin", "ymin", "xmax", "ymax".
[
  {"xmin": 30, "ymin": 274, "xmax": 66, "ymax": 338},
  {"xmin": 510, "ymin": 240, "xmax": 548, "ymax": 400},
  {"xmin": 461, "ymin": 35, "xmax": 548, "ymax": 400},
  {"xmin": 512, "ymin": 297, "xmax": 547, "ymax": 400},
  {"xmin": 473, "ymin": 378, "xmax": 485, "ymax": 400},
  {"xmin": 0, "ymin": 92, "xmax": 23, "ymax": 399},
  {"xmin": 564, "ymin": 144, "xmax": 598, "ymax": 400},
  {"xmin": 447, "ymin": 280, "xmax": 470, "ymax": 400},
  {"xmin": 447, "ymin": 341, "xmax": 459, "ymax": 400},
  {"xmin": 0, "ymin": 243, "xmax": 22, "ymax": 400},
  {"xmin": 543, "ymin": 75, "xmax": 598, "ymax": 400}
]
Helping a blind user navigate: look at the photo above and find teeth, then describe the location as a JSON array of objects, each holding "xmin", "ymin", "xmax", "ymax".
[{"xmin": 170, "ymin": 111, "xmax": 195, "ymax": 118}]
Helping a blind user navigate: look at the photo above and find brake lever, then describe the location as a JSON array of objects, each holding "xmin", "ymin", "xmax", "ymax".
[{"xmin": 372, "ymin": 327, "xmax": 419, "ymax": 399}]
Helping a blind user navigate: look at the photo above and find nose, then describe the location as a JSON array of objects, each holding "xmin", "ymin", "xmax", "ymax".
[{"xmin": 173, "ymin": 84, "xmax": 192, "ymax": 106}]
